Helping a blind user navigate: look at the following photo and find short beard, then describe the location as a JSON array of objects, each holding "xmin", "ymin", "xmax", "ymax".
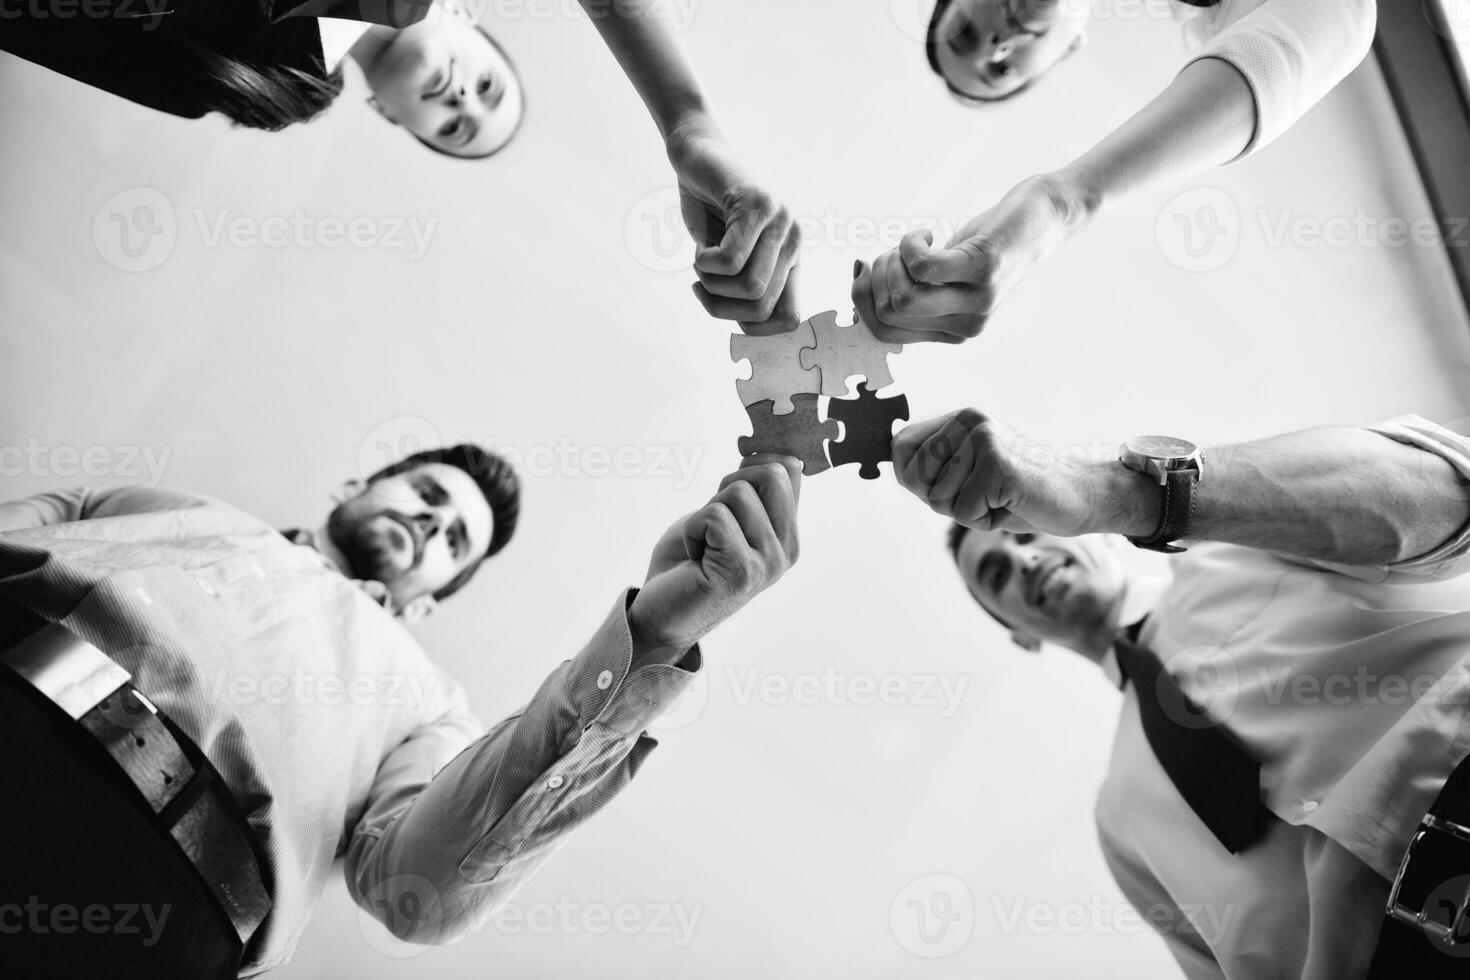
[{"xmin": 326, "ymin": 505, "xmax": 399, "ymax": 585}]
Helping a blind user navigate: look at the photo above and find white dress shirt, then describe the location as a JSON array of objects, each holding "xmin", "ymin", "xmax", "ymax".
[{"xmin": 1095, "ymin": 416, "xmax": 1470, "ymax": 977}]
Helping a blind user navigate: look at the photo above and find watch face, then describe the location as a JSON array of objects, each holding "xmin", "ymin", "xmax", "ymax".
[{"xmin": 1124, "ymin": 435, "xmax": 1198, "ymax": 461}]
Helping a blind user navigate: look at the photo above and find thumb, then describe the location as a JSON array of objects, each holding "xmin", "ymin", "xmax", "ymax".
[{"xmin": 903, "ymin": 232, "xmax": 987, "ymax": 286}]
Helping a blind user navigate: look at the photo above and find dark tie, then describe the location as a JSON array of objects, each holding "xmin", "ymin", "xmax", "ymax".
[{"xmin": 1113, "ymin": 625, "xmax": 1270, "ymax": 853}]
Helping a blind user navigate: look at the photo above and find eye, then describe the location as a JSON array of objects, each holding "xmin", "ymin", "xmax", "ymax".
[
  {"xmin": 476, "ymin": 75, "xmax": 493, "ymax": 96},
  {"xmin": 1013, "ymin": 533, "xmax": 1035, "ymax": 545}
]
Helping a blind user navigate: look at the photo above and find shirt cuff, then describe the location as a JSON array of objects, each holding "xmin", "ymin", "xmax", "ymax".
[
  {"xmin": 571, "ymin": 589, "xmax": 703, "ymax": 739},
  {"xmin": 1367, "ymin": 416, "xmax": 1470, "ymax": 576}
]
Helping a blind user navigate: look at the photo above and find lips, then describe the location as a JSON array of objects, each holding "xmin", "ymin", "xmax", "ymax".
[{"xmin": 1028, "ymin": 555, "xmax": 1071, "ymax": 609}]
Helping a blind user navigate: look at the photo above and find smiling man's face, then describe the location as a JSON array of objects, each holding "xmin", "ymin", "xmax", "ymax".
[
  {"xmin": 326, "ymin": 462, "xmax": 494, "ymax": 610},
  {"xmin": 929, "ymin": 0, "xmax": 1089, "ymax": 101},
  {"xmin": 357, "ymin": 9, "xmax": 524, "ymax": 158},
  {"xmin": 954, "ymin": 525, "xmax": 1126, "ymax": 654}
]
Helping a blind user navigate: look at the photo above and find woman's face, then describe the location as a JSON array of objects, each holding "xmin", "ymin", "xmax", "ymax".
[
  {"xmin": 358, "ymin": 8, "xmax": 524, "ymax": 158},
  {"xmin": 930, "ymin": 0, "xmax": 1090, "ymax": 101}
]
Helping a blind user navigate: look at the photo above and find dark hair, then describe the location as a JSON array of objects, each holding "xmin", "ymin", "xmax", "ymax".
[
  {"xmin": 193, "ymin": 47, "xmax": 344, "ymax": 130},
  {"xmin": 413, "ymin": 26, "xmax": 527, "ymax": 160},
  {"xmin": 925, "ymin": 0, "xmax": 1038, "ymax": 105},
  {"xmin": 945, "ymin": 521, "xmax": 1018, "ymax": 632},
  {"xmin": 370, "ymin": 444, "xmax": 520, "ymax": 601}
]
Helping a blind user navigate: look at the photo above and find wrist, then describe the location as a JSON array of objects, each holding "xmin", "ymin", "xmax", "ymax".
[
  {"xmin": 660, "ymin": 104, "xmax": 720, "ymax": 156},
  {"xmin": 1040, "ymin": 167, "xmax": 1103, "ymax": 228},
  {"xmin": 626, "ymin": 592, "xmax": 697, "ymax": 670},
  {"xmin": 1089, "ymin": 460, "xmax": 1163, "ymax": 538}
]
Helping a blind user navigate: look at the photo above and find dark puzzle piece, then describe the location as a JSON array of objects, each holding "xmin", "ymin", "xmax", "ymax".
[
  {"xmin": 827, "ymin": 384, "xmax": 911, "ymax": 480},
  {"xmin": 738, "ymin": 393, "xmax": 838, "ymax": 475}
]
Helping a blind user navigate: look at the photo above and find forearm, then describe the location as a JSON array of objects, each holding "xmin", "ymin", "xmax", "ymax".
[
  {"xmin": 1088, "ymin": 428, "xmax": 1470, "ymax": 565},
  {"xmin": 1051, "ymin": 57, "xmax": 1256, "ymax": 221},
  {"xmin": 577, "ymin": 0, "xmax": 715, "ymax": 144}
]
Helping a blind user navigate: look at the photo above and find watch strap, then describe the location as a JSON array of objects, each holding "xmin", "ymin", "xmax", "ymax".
[{"xmin": 1129, "ymin": 468, "xmax": 1198, "ymax": 553}]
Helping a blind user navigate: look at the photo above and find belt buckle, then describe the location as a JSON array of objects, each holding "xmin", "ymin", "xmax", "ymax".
[{"xmin": 1387, "ymin": 814, "xmax": 1470, "ymax": 946}]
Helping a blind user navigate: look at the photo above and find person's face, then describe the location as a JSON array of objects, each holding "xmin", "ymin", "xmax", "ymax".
[
  {"xmin": 327, "ymin": 462, "xmax": 494, "ymax": 610},
  {"xmin": 359, "ymin": 9, "xmax": 524, "ymax": 157},
  {"xmin": 954, "ymin": 526, "xmax": 1125, "ymax": 653},
  {"xmin": 931, "ymin": 0, "xmax": 1090, "ymax": 101}
]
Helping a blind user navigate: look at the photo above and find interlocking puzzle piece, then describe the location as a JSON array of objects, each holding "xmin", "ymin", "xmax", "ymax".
[
  {"xmin": 798, "ymin": 310, "xmax": 903, "ymax": 398},
  {"xmin": 738, "ymin": 394, "xmax": 837, "ymax": 475},
  {"xmin": 730, "ymin": 320, "xmax": 820, "ymax": 416},
  {"xmin": 827, "ymin": 384, "xmax": 911, "ymax": 480}
]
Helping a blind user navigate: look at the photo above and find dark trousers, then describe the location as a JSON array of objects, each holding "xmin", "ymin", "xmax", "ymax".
[{"xmin": 0, "ymin": 666, "xmax": 242, "ymax": 979}]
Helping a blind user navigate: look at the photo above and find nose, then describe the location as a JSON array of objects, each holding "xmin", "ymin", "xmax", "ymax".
[
  {"xmin": 983, "ymin": 32, "xmax": 1014, "ymax": 63},
  {"xmin": 414, "ymin": 512, "xmax": 441, "ymax": 542},
  {"xmin": 443, "ymin": 82, "xmax": 467, "ymax": 108}
]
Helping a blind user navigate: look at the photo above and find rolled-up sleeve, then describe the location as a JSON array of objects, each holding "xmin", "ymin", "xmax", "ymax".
[
  {"xmin": 1186, "ymin": 0, "xmax": 1376, "ymax": 160},
  {"xmin": 344, "ymin": 588, "xmax": 701, "ymax": 945},
  {"xmin": 1306, "ymin": 416, "xmax": 1470, "ymax": 582}
]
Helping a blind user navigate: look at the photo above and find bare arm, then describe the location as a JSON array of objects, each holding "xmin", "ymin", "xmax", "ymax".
[
  {"xmin": 896, "ymin": 414, "xmax": 1470, "ymax": 568},
  {"xmin": 575, "ymin": 0, "xmax": 709, "ymax": 142},
  {"xmin": 576, "ymin": 0, "xmax": 802, "ymax": 329},
  {"xmin": 1058, "ymin": 57, "xmax": 1255, "ymax": 218},
  {"xmin": 859, "ymin": 0, "xmax": 1377, "ymax": 342}
]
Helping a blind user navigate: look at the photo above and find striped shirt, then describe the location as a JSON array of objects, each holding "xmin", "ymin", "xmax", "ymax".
[{"xmin": 0, "ymin": 486, "xmax": 698, "ymax": 975}]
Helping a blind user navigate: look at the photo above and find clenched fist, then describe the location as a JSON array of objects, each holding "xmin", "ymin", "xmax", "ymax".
[
  {"xmin": 628, "ymin": 455, "xmax": 802, "ymax": 662},
  {"xmin": 893, "ymin": 409, "xmax": 1145, "ymax": 536}
]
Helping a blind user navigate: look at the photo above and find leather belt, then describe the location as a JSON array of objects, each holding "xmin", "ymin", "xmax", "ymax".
[
  {"xmin": 1369, "ymin": 750, "xmax": 1470, "ymax": 976},
  {"xmin": 2, "ymin": 623, "xmax": 272, "ymax": 948}
]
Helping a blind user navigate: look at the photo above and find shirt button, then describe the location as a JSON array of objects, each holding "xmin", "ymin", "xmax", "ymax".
[
  {"xmin": 1301, "ymin": 800, "xmax": 1319, "ymax": 814},
  {"xmin": 195, "ymin": 579, "xmax": 216, "ymax": 597},
  {"xmin": 596, "ymin": 670, "xmax": 613, "ymax": 691},
  {"xmin": 546, "ymin": 775, "xmax": 564, "ymax": 790}
]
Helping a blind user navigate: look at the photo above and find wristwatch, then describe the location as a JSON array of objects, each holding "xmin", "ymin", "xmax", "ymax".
[{"xmin": 1118, "ymin": 436, "xmax": 1204, "ymax": 554}]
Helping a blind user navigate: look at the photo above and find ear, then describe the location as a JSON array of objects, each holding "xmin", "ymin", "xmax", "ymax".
[
  {"xmin": 399, "ymin": 595, "xmax": 437, "ymax": 624},
  {"xmin": 1010, "ymin": 632, "xmax": 1042, "ymax": 653},
  {"xmin": 332, "ymin": 478, "xmax": 365, "ymax": 504},
  {"xmin": 365, "ymin": 96, "xmax": 397, "ymax": 125}
]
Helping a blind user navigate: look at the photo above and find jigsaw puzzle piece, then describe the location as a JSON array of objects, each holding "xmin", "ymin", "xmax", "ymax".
[
  {"xmin": 738, "ymin": 394, "xmax": 837, "ymax": 476},
  {"xmin": 827, "ymin": 384, "xmax": 911, "ymax": 480},
  {"xmin": 798, "ymin": 310, "xmax": 903, "ymax": 398},
  {"xmin": 730, "ymin": 320, "xmax": 820, "ymax": 416}
]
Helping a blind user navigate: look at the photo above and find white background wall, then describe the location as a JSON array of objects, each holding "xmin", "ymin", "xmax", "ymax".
[{"xmin": 4, "ymin": 2, "xmax": 1470, "ymax": 977}]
